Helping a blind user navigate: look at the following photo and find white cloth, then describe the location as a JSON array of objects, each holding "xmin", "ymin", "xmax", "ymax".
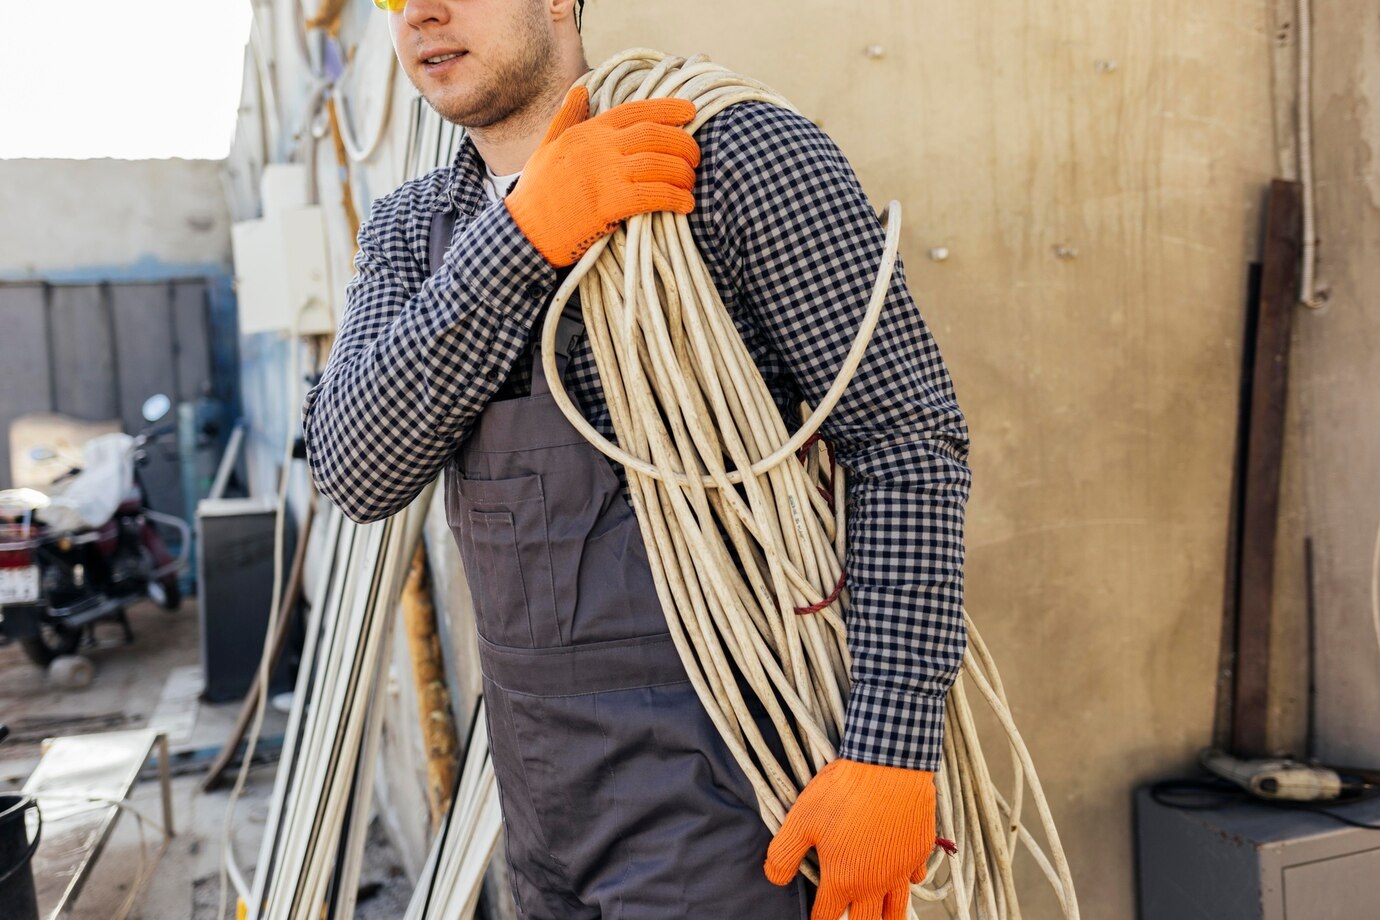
[
  {"xmin": 482, "ymin": 165, "xmax": 522, "ymax": 204},
  {"xmin": 39, "ymin": 432, "xmax": 136, "ymax": 532}
]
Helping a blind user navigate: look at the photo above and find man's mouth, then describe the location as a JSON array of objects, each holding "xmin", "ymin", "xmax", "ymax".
[{"xmin": 423, "ymin": 51, "xmax": 465, "ymax": 64}]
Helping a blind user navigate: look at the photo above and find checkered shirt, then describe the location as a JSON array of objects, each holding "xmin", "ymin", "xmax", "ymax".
[{"xmin": 302, "ymin": 101, "xmax": 971, "ymax": 772}]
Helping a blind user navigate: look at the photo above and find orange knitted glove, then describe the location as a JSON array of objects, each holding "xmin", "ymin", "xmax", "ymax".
[
  {"xmin": 505, "ymin": 85, "xmax": 700, "ymax": 267},
  {"xmin": 765, "ymin": 759, "xmax": 938, "ymax": 920}
]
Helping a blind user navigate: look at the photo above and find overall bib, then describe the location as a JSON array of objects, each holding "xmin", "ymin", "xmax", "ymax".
[{"xmin": 436, "ymin": 219, "xmax": 809, "ymax": 919}]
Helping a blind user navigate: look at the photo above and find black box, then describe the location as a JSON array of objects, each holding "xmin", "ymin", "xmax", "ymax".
[
  {"xmin": 196, "ymin": 496, "xmax": 297, "ymax": 702},
  {"xmin": 1136, "ymin": 784, "xmax": 1380, "ymax": 919}
]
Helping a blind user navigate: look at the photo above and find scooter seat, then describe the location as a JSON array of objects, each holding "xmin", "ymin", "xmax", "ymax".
[{"xmin": 0, "ymin": 488, "xmax": 51, "ymax": 518}]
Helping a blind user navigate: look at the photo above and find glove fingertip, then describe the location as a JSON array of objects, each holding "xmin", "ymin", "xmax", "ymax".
[
  {"xmin": 811, "ymin": 887, "xmax": 849, "ymax": 920},
  {"xmin": 668, "ymin": 97, "xmax": 698, "ymax": 125},
  {"xmin": 542, "ymin": 85, "xmax": 590, "ymax": 143},
  {"xmin": 762, "ymin": 848, "xmax": 800, "ymax": 886},
  {"xmin": 762, "ymin": 858, "xmax": 796, "ymax": 887},
  {"xmin": 632, "ymin": 96, "xmax": 696, "ymax": 127},
  {"xmin": 634, "ymin": 184, "xmax": 695, "ymax": 217},
  {"xmin": 882, "ymin": 887, "xmax": 910, "ymax": 920},
  {"xmin": 852, "ymin": 896, "xmax": 886, "ymax": 920},
  {"xmin": 565, "ymin": 84, "xmax": 590, "ymax": 107},
  {"xmin": 671, "ymin": 192, "xmax": 695, "ymax": 215},
  {"xmin": 764, "ymin": 820, "xmax": 811, "ymax": 886}
]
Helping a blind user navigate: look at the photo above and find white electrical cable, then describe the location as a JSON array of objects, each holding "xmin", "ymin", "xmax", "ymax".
[
  {"xmin": 332, "ymin": 22, "xmax": 400, "ymax": 163},
  {"xmin": 541, "ymin": 49, "xmax": 1079, "ymax": 919},
  {"xmin": 246, "ymin": 504, "xmax": 344, "ymax": 915},
  {"xmin": 247, "ymin": 489, "xmax": 431, "ymax": 920},
  {"xmin": 1296, "ymin": 0, "xmax": 1326, "ymax": 309},
  {"xmin": 217, "ymin": 299, "xmax": 315, "ymax": 920}
]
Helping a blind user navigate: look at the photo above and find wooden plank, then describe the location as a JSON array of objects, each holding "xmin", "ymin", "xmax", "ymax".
[
  {"xmin": 1231, "ymin": 180, "xmax": 1303, "ymax": 757},
  {"xmin": 48, "ymin": 285, "xmax": 118, "ymax": 422},
  {"xmin": 0, "ymin": 284, "xmax": 55, "ymax": 488}
]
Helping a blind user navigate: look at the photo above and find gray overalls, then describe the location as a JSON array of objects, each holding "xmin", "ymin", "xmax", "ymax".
[{"xmin": 432, "ymin": 214, "xmax": 809, "ymax": 918}]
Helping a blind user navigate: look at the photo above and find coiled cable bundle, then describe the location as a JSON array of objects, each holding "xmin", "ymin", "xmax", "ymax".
[{"xmin": 541, "ymin": 49, "xmax": 1079, "ymax": 919}]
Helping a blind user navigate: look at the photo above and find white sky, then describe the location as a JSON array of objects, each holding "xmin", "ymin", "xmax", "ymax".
[{"xmin": 0, "ymin": 1, "xmax": 253, "ymax": 159}]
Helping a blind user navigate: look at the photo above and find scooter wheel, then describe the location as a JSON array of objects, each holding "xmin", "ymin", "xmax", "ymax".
[
  {"xmin": 20, "ymin": 622, "xmax": 82, "ymax": 668},
  {"xmin": 140, "ymin": 546, "xmax": 182, "ymax": 612},
  {"xmin": 149, "ymin": 577, "xmax": 182, "ymax": 612},
  {"xmin": 49, "ymin": 654, "xmax": 96, "ymax": 689}
]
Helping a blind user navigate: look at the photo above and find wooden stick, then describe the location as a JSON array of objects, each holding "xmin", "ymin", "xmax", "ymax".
[
  {"xmin": 401, "ymin": 543, "xmax": 460, "ymax": 831},
  {"xmin": 1232, "ymin": 179, "xmax": 1303, "ymax": 757}
]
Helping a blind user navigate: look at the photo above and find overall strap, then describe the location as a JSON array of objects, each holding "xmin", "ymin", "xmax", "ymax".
[
  {"xmin": 530, "ymin": 303, "xmax": 585, "ymax": 397},
  {"xmin": 428, "ymin": 210, "xmax": 457, "ymax": 276},
  {"xmin": 431, "ymin": 207, "xmax": 585, "ymax": 397}
]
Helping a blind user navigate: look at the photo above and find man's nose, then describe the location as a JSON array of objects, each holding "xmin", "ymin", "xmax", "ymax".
[{"xmin": 403, "ymin": 0, "xmax": 450, "ymax": 27}]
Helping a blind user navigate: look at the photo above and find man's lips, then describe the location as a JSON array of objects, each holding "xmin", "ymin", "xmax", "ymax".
[{"xmin": 419, "ymin": 47, "xmax": 467, "ymax": 67}]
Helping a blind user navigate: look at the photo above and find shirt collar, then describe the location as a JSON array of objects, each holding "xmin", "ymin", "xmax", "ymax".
[{"xmin": 420, "ymin": 131, "xmax": 489, "ymax": 217}]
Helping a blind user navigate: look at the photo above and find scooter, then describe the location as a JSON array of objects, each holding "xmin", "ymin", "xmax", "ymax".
[{"xmin": 0, "ymin": 395, "xmax": 191, "ymax": 667}]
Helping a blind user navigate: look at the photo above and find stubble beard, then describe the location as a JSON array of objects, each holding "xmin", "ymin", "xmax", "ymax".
[{"xmin": 422, "ymin": 10, "xmax": 558, "ymax": 133}]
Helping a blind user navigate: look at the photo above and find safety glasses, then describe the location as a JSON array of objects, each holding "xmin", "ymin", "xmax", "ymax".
[{"xmin": 372, "ymin": 0, "xmax": 406, "ymax": 11}]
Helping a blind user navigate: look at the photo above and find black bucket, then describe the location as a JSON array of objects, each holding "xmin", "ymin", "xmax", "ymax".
[{"xmin": 0, "ymin": 794, "xmax": 40, "ymax": 920}]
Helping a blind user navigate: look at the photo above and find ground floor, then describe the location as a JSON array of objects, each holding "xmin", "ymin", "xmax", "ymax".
[{"xmin": 0, "ymin": 599, "xmax": 412, "ymax": 919}]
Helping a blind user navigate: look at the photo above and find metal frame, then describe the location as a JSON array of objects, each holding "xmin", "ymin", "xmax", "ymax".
[{"xmin": 21, "ymin": 728, "xmax": 175, "ymax": 918}]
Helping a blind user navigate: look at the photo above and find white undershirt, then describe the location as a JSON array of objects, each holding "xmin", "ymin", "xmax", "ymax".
[{"xmin": 482, "ymin": 165, "xmax": 522, "ymax": 204}]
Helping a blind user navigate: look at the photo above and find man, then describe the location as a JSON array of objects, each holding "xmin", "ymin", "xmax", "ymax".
[{"xmin": 302, "ymin": 1, "xmax": 971, "ymax": 918}]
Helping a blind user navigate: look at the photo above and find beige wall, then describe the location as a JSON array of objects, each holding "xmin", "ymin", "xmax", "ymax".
[
  {"xmin": 228, "ymin": 2, "xmax": 1310, "ymax": 918},
  {"xmin": 0, "ymin": 158, "xmax": 231, "ymax": 277},
  {"xmin": 585, "ymin": 2, "xmax": 1277, "ymax": 917}
]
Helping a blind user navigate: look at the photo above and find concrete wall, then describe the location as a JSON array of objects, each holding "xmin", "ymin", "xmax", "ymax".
[
  {"xmin": 0, "ymin": 158, "xmax": 231, "ymax": 279},
  {"xmin": 1268, "ymin": 0, "xmax": 1380, "ymax": 767}
]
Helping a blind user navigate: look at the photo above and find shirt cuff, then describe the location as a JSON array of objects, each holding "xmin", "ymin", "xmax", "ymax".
[
  {"xmin": 838, "ymin": 680, "xmax": 947, "ymax": 772},
  {"xmin": 450, "ymin": 201, "xmax": 560, "ymax": 316}
]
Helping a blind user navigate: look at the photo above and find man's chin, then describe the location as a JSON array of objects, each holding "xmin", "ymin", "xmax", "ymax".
[{"xmin": 423, "ymin": 92, "xmax": 496, "ymax": 129}]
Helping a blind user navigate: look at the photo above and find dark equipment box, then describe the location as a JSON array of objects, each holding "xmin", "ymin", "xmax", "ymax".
[
  {"xmin": 1136, "ymin": 784, "xmax": 1380, "ymax": 919},
  {"xmin": 196, "ymin": 496, "xmax": 298, "ymax": 702}
]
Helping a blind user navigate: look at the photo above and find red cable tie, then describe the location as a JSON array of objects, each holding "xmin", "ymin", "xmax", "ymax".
[
  {"xmin": 789, "ymin": 433, "xmax": 843, "ymax": 615},
  {"xmin": 794, "ymin": 569, "xmax": 847, "ymax": 615},
  {"xmin": 936, "ymin": 836, "xmax": 959, "ymax": 856}
]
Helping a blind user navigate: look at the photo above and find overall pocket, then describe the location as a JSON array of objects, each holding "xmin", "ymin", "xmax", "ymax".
[{"xmin": 445, "ymin": 472, "xmax": 564, "ymax": 649}]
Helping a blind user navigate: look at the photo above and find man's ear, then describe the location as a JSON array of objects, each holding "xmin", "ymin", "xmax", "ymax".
[{"xmin": 549, "ymin": 0, "xmax": 579, "ymax": 23}]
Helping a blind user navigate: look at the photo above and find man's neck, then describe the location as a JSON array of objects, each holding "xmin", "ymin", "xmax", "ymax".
[{"xmin": 468, "ymin": 63, "xmax": 591, "ymax": 176}]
